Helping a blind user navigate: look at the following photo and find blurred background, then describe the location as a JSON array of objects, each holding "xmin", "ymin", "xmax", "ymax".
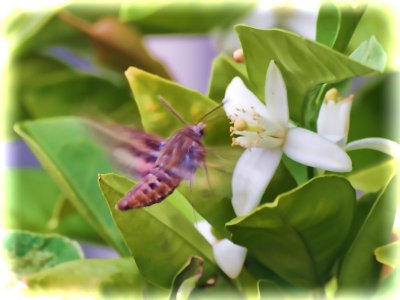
[{"xmin": 1, "ymin": 0, "xmax": 399, "ymax": 258}]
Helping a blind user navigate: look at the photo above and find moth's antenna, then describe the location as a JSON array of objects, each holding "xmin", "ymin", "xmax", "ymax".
[
  {"xmin": 157, "ymin": 96, "xmax": 188, "ymax": 125},
  {"xmin": 197, "ymin": 100, "xmax": 226, "ymax": 123}
]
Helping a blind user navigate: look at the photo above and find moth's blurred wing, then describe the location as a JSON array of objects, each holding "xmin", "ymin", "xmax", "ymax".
[
  {"xmin": 87, "ymin": 121, "xmax": 165, "ymax": 178},
  {"xmin": 178, "ymin": 146, "xmax": 243, "ymax": 234}
]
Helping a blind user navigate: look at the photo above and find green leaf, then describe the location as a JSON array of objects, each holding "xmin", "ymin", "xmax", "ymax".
[
  {"xmin": 333, "ymin": 5, "xmax": 366, "ymax": 52},
  {"xmin": 208, "ymin": 54, "xmax": 248, "ymax": 102},
  {"xmin": 125, "ymin": 67, "xmax": 230, "ymax": 146},
  {"xmin": 19, "ymin": 58, "xmax": 138, "ymax": 124},
  {"xmin": 348, "ymin": 5, "xmax": 397, "ymax": 68},
  {"xmin": 25, "ymin": 258, "xmax": 158, "ymax": 298},
  {"xmin": 346, "ymin": 159, "xmax": 397, "ymax": 193},
  {"xmin": 337, "ymin": 176, "xmax": 398, "ymax": 292},
  {"xmin": 119, "ymin": 0, "xmax": 256, "ymax": 34},
  {"xmin": 316, "ymin": 1, "xmax": 341, "ymax": 48},
  {"xmin": 2, "ymin": 230, "xmax": 83, "ymax": 278},
  {"xmin": 316, "ymin": 2, "xmax": 366, "ymax": 52},
  {"xmin": 347, "ymin": 72, "xmax": 399, "ymax": 169},
  {"xmin": 15, "ymin": 118, "xmax": 130, "ymax": 256},
  {"xmin": 173, "ymin": 257, "xmax": 204, "ymax": 300},
  {"xmin": 227, "ymin": 176, "xmax": 356, "ymax": 288},
  {"xmin": 236, "ymin": 26, "xmax": 374, "ymax": 123},
  {"xmin": 350, "ymin": 36, "xmax": 387, "ymax": 71},
  {"xmin": 3, "ymin": 168, "xmax": 102, "ymax": 244},
  {"xmin": 98, "ymin": 173, "xmax": 218, "ymax": 288},
  {"xmin": 375, "ymin": 241, "xmax": 400, "ymax": 268}
]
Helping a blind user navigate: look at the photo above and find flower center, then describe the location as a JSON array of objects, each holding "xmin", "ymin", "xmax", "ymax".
[{"xmin": 229, "ymin": 108, "xmax": 287, "ymax": 149}]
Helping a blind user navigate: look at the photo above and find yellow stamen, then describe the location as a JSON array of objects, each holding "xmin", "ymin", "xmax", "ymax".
[
  {"xmin": 324, "ymin": 88, "xmax": 339, "ymax": 102},
  {"xmin": 233, "ymin": 118, "xmax": 248, "ymax": 131}
]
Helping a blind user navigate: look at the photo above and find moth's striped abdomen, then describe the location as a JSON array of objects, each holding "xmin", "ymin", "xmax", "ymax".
[{"xmin": 116, "ymin": 168, "xmax": 181, "ymax": 210}]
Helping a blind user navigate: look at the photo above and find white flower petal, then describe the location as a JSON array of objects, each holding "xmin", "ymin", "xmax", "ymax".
[
  {"xmin": 283, "ymin": 127, "xmax": 352, "ymax": 172},
  {"xmin": 317, "ymin": 100, "xmax": 336, "ymax": 138},
  {"xmin": 213, "ymin": 239, "xmax": 247, "ymax": 279},
  {"xmin": 317, "ymin": 100, "xmax": 352, "ymax": 146},
  {"xmin": 346, "ymin": 138, "xmax": 400, "ymax": 159},
  {"xmin": 265, "ymin": 60, "xmax": 289, "ymax": 125},
  {"xmin": 337, "ymin": 100, "xmax": 352, "ymax": 144},
  {"xmin": 224, "ymin": 77, "xmax": 267, "ymax": 121},
  {"xmin": 232, "ymin": 148, "xmax": 282, "ymax": 216},
  {"xmin": 194, "ymin": 221, "xmax": 217, "ymax": 245}
]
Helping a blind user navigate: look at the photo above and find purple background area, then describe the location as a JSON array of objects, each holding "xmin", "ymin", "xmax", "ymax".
[{"xmin": 145, "ymin": 35, "xmax": 218, "ymax": 94}]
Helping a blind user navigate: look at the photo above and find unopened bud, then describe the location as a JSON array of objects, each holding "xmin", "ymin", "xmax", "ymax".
[
  {"xmin": 233, "ymin": 48, "xmax": 244, "ymax": 63},
  {"xmin": 324, "ymin": 88, "xmax": 339, "ymax": 101}
]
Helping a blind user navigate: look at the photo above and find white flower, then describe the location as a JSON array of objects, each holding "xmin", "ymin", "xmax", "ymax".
[
  {"xmin": 195, "ymin": 221, "xmax": 246, "ymax": 279},
  {"xmin": 317, "ymin": 88, "xmax": 400, "ymax": 159},
  {"xmin": 224, "ymin": 61, "xmax": 352, "ymax": 217}
]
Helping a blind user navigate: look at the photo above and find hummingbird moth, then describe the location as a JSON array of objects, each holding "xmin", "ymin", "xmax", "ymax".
[{"xmin": 95, "ymin": 97, "xmax": 225, "ymax": 210}]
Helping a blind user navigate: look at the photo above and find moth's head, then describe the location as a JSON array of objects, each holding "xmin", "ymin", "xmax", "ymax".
[{"xmin": 191, "ymin": 123, "xmax": 205, "ymax": 137}]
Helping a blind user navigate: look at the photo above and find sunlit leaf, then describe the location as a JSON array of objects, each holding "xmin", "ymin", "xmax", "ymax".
[
  {"xmin": 125, "ymin": 67, "xmax": 230, "ymax": 146},
  {"xmin": 2, "ymin": 230, "xmax": 83, "ymax": 278},
  {"xmin": 236, "ymin": 26, "xmax": 374, "ymax": 123},
  {"xmin": 26, "ymin": 258, "xmax": 156, "ymax": 298},
  {"xmin": 374, "ymin": 241, "xmax": 400, "ymax": 269},
  {"xmin": 15, "ymin": 118, "xmax": 130, "ymax": 256},
  {"xmin": 350, "ymin": 36, "xmax": 387, "ymax": 71},
  {"xmin": 346, "ymin": 159, "xmax": 397, "ymax": 193},
  {"xmin": 227, "ymin": 176, "xmax": 355, "ymax": 288}
]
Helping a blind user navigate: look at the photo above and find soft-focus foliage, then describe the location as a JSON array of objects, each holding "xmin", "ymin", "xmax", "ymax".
[{"xmin": 3, "ymin": 1, "xmax": 398, "ymax": 299}]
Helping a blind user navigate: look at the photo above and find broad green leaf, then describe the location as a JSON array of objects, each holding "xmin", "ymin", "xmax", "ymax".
[
  {"xmin": 15, "ymin": 118, "xmax": 130, "ymax": 256},
  {"xmin": 236, "ymin": 26, "xmax": 374, "ymax": 123},
  {"xmin": 26, "ymin": 258, "xmax": 156, "ymax": 298},
  {"xmin": 207, "ymin": 54, "xmax": 248, "ymax": 102},
  {"xmin": 347, "ymin": 159, "xmax": 397, "ymax": 193},
  {"xmin": 337, "ymin": 176, "xmax": 398, "ymax": 292},
  {"xmin": 125, "ymin": 67, "xmax": 230, "ymax": 146},
  {"xmin": 1, "ymin": 230, "xmax": 83, "ymax": 278},
  {"xmin": 98, "ymin": 173, "xmax": 218, "ymax": 288},
  {"xmin": 350, "ymin": 36, "xmax": 387, "ymax": 71},
  {"xmin": 3, "ymin": 168, "xmax": 102, "ymax": 244},
  {"xmin": 227, "ymin": 176, "xmax": 356, "ymax": 288},
  {"xmin": 119, "ymin": 0, "xmax": 255, "ymax": 34},
  {"xmin": 375, "ymin": 241, "xmax": 400, "ymax": 268}
]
